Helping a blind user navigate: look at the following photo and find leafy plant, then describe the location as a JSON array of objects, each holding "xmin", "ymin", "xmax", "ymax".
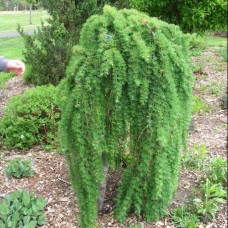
[
  {"xmin": 0, "ymin": 85, "xmax": 59, "ymax": 150},
  {"xmin": 3, "ymin": 157, "xmax": 35, "ymax": 178},
  {"xmin": 192, "ymin": 59, "xmax": 205, "ymax": 75},
  {"xmin": 189, "ymin": 34, "xmax": 207, "ymax": 56},
  {"xmin": 171, "ymin": 204, "xmax": 200, "ymax": 228},
  {"xmin": 58, "ymin": 6, "xmax": 193, "ymax": 227},
  {"xmin": 193, "ymin": 179, "xmax": 226, "ymax": 222},
  {"xmin": 201, "ymin": 82, "xmax": 225, "ymax": 96},
  {"xmin": 182, "ymin": 144, "xmax": 208, "ymax": 170},
  {"xmin": 172, "ymin": 155, "xmax": 227, "ymax": 226},
  {"xmin": 192, "ymin": 95, "xmax": 211, "ymax": 114},
  {"xmin": 0, "ymin": 190, "xmax": 46, "ymax": 228},
  {"xmin": 218, "ymin": 47, "xmax": 227, "ymax": 62},
  {"xmin": 130, "ymin": 0, "xmax": 227, "ymax": 33},
  {"xmin": 204, "ymin": 156, "xmax": 227, "ymax": 189}
]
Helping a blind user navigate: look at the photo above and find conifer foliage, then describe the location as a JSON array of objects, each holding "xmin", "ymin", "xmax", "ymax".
[{"xmin": 58, "ymin": 6, "xmax": 193, "ymax": 227}]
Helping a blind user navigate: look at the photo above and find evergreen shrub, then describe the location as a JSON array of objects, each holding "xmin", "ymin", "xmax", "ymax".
[
  {"xmin": 0, "ymin": 85, "xmax": 59, "ymax": 150},
  {"xmin": 18, "ymin": 21, "xmax": 72, "ymax": 86},
  {"xmin": 20, "ymin": 0, "xmax": 126, "ymax": 86},
  {"xmin": 58, "ymin": 6, "xmax": 193, "ymax": 227}
]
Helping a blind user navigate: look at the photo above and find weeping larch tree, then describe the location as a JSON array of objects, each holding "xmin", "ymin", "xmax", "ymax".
[{"xmin": 58, "ymin": 5, "xmax": 193, "ymax": 228}]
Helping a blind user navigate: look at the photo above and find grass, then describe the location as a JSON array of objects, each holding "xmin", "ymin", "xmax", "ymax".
[
  {"xmin": 0, "ymin": 10, "xmax": 49, "ymax": 32},
  {"xmin": 0, "ymin": 72, "xmax": 15, "ymax": 88},
  {"xmin": 0, "ymin": 37, "xmax": 24, "ymax": 60},
  {"xmin": 204, "ymin": 35, "xmax": 227, "ymax": 47}
]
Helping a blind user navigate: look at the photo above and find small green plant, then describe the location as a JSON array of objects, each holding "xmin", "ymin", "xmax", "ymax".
[
  {"xmin": 3, "ymin": 157, "xmax": 35, "ymax": 178},
  {"xmin": 218, "ymin": 47, "xmax": 227, "ymax": 62},
  {"xmin": 192, "ymin": 58, "xmax": 206, "ymax": 75},
  {"xmin": 171, "ymin": 204, "xmax": 200, "ymax": 228},
  {"xmin": 201, "ymin": 82, "xmax": 225, "ymax": 96},
  {"xmin": 189, "ymin": 34, "xmax": 207, "ymax": 56},
  {"xmin": 204, "ymin": 156, "xmax": 227, "ymax": 189},
  {"xmin": 0, "ymin": 151, "xmax": 6, "ymax": 162},
  {"xmin": 192, "ymin": 95, "xmax": 211, "ymax": 114},
  {"xmin": 0, "ymin": 190, "xmax": 46, "ymax": 228},
  {"xmin": 0, "ymin": 85, "xmax": 59, "ymax": 150},
  {"xmin": 127, "ymin": 225, "xmax": 144, "ymax": 228},
  {"xmin": 0, "ymin": 72, "xmax": 15, "ymax": 89},
  {"xmin": 172, "ymin": 154, "xmax": 227, "ymax": 226},
  {"xmin": 182, "ymin": 144, "xmax": 208, "ymax": 170},
  {"xmin": 193, "ymin": 179, "xmax": 226, "ymax": 222}
]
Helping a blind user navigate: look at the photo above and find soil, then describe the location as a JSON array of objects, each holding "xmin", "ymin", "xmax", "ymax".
[{"xmin": 0, "ymin": 46, "xmax": 227, "ymax": 228}]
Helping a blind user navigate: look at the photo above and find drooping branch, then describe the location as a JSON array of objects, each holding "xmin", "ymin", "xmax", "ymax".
[{"xmin": 58, "ymin": 5, "xmax": 193, "ymax": 228}]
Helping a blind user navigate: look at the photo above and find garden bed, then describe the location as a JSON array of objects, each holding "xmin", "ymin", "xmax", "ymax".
[{"xmin": 0, "ymin": 46, "xmax": 227, "ymax": 227}]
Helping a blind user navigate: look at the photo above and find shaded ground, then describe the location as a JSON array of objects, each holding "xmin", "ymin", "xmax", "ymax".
[{"xmin": 0, "ymin": 46, "xmax": 227, "ymax": 227}]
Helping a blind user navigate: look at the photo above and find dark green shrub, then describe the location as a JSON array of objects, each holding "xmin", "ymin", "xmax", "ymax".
[
  {"xmin": 130, "ymin": 0, "xmax": 227, "ymax": 33},
  {"xmin": 0, "ymin": 85, "xmax": 59, "ymax": 150},
  {"xmin": 58, "ymin": 6, "xmax": 193, "ymax": 227},
  {"xmin": 4, "ymin": 157, "xmax": 35, "ymax": 178},
  {"xmin": 19, "ymin": 21, "xmax": 72, "ymax": 86},
  {"xmin": 0, "ymin": 190, "xmax": 46, "ymax": 228},
  {"xmin": 20, "ymin": 0, "xmax": 127, "ymax": 86}
]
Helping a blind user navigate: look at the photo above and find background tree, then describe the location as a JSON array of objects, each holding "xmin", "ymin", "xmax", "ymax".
[
  {"xmin": 0, "ymin": 0, "xmax": 4, "ymax": 10},
  {"xmin": 11, "ymin": 0, "xmax": 20, "ymax": 10},
  {"xmin": 58, "ymin": 6, "xmax": 193, "ymax": 228},
  {"xmin": 5, "ymin": 0, "xmax": 10, "ymax": 10},
  {"xmin": 25, "ymin": 0, "xmax": 35, "ymax": 24},
  {"xmin": 130, "ymin": 0, "xmax": 227, "ymax": 33},
  {"xmin": 20, "ymin": 0, "xmax": 129, "ymax": 86}
]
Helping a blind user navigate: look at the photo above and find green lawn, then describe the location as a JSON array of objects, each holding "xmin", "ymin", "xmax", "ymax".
[
  {"xmin": 205, "ymin": 35, "xmax": 227, "ymax": 47},
  {"xmin": 0, "ymin": 10, "xmax": 49, "ymax": 32},
  {"xmin": 0, "ymin": 37, "xmax": 24, "ymax": 60}
]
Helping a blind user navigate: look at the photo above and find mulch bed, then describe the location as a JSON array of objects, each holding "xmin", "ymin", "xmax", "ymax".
[{"xmin": 0, "ymin": 46, "xmax": 227, "ymax": 227}]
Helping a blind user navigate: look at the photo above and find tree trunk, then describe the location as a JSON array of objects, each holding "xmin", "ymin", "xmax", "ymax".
[
  {"xmin": 97, "ymin": 153, "xmax": 109, "ymax": 212},
  {"xmin": 29, "ymin": 4, "xmax": 32, "ymax": 24}
]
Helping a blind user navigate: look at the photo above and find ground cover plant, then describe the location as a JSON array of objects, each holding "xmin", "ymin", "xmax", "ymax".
[
  {"xmin": 4, "ymin": 157, "xmax": 34, "ymax": 178},
  {"xmin": 0, "ymin": 190, "xmax": 46, "ymax": 228},
  {"xmin": 58, "ymin": 6, "xmax": 193, "ymax": 227},
  {"xmin": 192, "ymin": 95, "xmax": 212, "ymax": 114},
  {"xmin": 171, "ymin": 147, "xmax": 227, "ymax": 227}
]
